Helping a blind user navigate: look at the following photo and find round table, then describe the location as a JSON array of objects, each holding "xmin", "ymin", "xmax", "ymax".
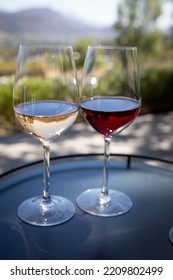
[{"xmin": 0, "ymin": 154, "xmax": 173, "ymax": 259}]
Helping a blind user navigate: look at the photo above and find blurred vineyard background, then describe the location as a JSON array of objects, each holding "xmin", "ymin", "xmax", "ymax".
[{"xmin": 0, "ymin": 0, "xmax": 172, "ymax": 135}]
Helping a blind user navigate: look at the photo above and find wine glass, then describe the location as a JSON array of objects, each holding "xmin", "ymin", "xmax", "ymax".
[
  {"xmin": 169, "ymin": 227, "xmax": 173, "ymax": 244},
  {"xmin": 77, "ymin": 46, "xmax": 141, "ymax": 216},
  {"xmin": 13, "ymin": 45, "xmax": 79, "ymax": 226}
]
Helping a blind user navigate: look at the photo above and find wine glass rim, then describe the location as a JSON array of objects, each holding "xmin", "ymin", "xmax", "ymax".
[
  {"xmin": 88, "ymin": 45, "xmax": 137, "ymax": 50},
  {"xmin": 19, "ymin": 44, "xmax": 73, "ymax": 49}
]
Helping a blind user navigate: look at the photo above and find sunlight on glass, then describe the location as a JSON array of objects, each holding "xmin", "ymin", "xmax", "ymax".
[{"xmin": 90, "ymin": 77, "xmax": 98, "ymax": 86}]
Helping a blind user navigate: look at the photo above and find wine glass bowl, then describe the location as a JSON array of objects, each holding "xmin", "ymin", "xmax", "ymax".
[
  {"xmin": 13, "ymin": 45, "xmax": 79, "ymax": 226},
  {"xmin": 77, "ymin": 46, "xmax": 141, "ymax": 217}
]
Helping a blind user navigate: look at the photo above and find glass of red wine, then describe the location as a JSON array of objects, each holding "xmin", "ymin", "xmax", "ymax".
[
  {"xmin": 13, "ymin": 45, "xmax": 79, "ymax": 226},
  {"xmin": 77, "ymin": 46, "xmax": 141, "ymax": 217}
]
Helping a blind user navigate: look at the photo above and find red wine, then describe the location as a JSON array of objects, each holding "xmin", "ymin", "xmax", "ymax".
[{"xmin": 81, "ymin": 97, "xmax": 140, "ymax": 137}]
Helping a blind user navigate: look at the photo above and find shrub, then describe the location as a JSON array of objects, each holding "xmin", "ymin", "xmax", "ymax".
[
  {"xmin": 141, "ymin": 67, "xmax": 173, "ymax": 114},
  {"xmin": 0, "ymin": 60, "xmax": 16, "ymax": 76},
  {"xmin": 0, "ymin": 77, "xmax": 19, "ymax": 134}
]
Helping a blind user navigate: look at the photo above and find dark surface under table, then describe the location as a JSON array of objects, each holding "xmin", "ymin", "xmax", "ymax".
[{"xmin": 0, "ymin": 154, "xmax": 173, "ymax": 260}]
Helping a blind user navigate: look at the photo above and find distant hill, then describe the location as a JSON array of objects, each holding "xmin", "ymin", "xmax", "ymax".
[{"xmin": 0, "ymin": 8, "xmax": 114, "ymax": 47}]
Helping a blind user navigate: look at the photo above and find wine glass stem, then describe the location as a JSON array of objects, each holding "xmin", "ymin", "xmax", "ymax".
[
  {"xmin": 101, "ymin": 137, "xmax": 111, "ymax": 197},
  {"xmin": 43, "ymin": 141, "xmax": 51, "ymax": 202}
]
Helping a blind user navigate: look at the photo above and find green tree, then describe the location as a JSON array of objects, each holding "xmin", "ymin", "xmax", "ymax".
[
  {"xmin": 114, "ymin": 0, "xmax": 164, "ymax": 55},
  {"xmin": 74, "ymin": 38, "xmax": 96, "ymax": 68}
]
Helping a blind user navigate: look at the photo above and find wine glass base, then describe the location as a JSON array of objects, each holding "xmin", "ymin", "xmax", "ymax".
[
  {"xmin": 18, "ymin": 195, "xmax": 75, "ymax": 226},
  {"xmin": 169, "ymin": 226, "xmax": 173, "ymax": 244},
  {"xmin": 77, "ymin": 188, "xmax": 132, "ymax": 217}
]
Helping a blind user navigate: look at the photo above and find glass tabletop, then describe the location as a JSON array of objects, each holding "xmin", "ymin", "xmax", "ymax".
[{"xmin": 0, "ymin": 154, "xmax": 173, "ymax": 260}]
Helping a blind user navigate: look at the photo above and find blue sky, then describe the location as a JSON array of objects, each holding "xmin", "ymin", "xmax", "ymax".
[{"xmin": 0, "ymin": 0, "xmax": 172, "ymax": 30}]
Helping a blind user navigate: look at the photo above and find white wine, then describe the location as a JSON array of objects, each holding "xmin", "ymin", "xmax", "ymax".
[{"xmin": 15, "ymin": 100, "xmax": 79, "ymax": 142}]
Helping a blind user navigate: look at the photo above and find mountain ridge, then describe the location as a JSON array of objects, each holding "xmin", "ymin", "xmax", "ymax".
[{"xmin": 0, "ymin": 8, "xmax": 114, "ymax": 47}]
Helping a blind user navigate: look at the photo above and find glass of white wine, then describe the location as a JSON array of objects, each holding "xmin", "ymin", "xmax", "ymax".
[{"xmin": 13, "ymin": 44, "xmax": 79, "ymax": 226}]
